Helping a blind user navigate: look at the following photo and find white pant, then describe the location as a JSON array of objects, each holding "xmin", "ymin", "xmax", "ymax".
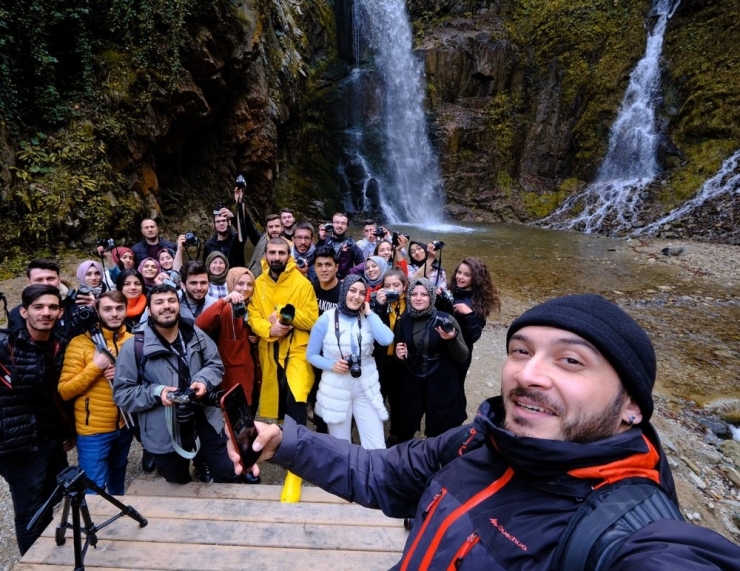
[{"xmin": 327, "ymin": 380, "xmax": 386, "ymax": 450}]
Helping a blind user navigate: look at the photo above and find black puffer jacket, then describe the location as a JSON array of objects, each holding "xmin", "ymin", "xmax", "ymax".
[{"xmin": 0, "ymin": 328, "xmax": 71, "ymax": 455}]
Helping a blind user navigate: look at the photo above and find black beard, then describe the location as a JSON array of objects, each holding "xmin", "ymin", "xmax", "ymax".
[
  {"xmin": 269, "ymin": 260, "xmax": 287, "ymax": 276},
  {"xmin": 151, "ymin": 310, "xmax": 180, "ymax": 329}
]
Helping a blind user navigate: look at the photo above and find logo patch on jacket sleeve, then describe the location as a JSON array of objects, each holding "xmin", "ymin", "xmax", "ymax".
[{"xmin": 490, "ymin": 518, "xmax": 528, "ymax": 551}]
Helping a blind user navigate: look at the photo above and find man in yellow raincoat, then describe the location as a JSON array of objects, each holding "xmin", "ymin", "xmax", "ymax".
[{"xmin": 248, "ymin": 237, "xmax": 317, "ymax": 501}]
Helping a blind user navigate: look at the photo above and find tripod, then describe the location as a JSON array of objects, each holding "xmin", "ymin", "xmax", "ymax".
[{"xmin": 28, "ymin": 466, "xmax": 148, "ymax": 571}]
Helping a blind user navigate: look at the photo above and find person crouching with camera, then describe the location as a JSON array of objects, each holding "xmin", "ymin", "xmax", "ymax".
[
  {"xmin": 59, "ymin": 291, "xmax": 134, "ymax": 495},
  {"xmin": 394, "ymin": 277, "xmax": 468, "ymax": 443},
  {"xmin": 307, "ymin": 275, "xmax": 394, "ymax": 449},
  {"xmin": 113, "ymin": 284, "xmax": 240, "ymax": 484}
]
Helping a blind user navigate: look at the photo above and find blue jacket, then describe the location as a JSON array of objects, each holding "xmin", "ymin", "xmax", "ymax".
[{"xmin": 271, "ymin": 398, "xmax": 740, "ymax": 570}]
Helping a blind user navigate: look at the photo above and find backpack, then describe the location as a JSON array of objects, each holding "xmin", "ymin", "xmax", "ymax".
[{"xmin": 438, "ymin": 426, "xmax": 684, "ymax": 571}]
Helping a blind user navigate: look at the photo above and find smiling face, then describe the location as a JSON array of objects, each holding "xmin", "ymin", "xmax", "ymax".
[
  {"xmin": 365, "ymin": 259, "xmax": 382, "ymax": 281},
  {"xmin": 122, "ymin": 276, "xmax": 143, "ymax": 300},
  {"xmin": 502, "ymin": 325, "xmax": 638, "ymax": 443},
  {"xmin": 84, "ymin": 266, "xmax": 102, "ymax": 287},
  {"xmin": 158, "ymin": 250, "xmax": 174, "ymax": 270},
  {"xmin": 98, "ymin": 297, "xmax": 126, "ymax": 330},
  {"xmin": 314, "ymin": 256, "xmax": 338, "ymax": 286},
  {"xmin": 20, "ymin": 294, "xmax": 62, "ymax": 338},
  {"xmin": 345, "ymin": 281, "xmax": 367, "ymax": 310},
  {"xmin": 455, "ymin": 263, "xmax": 473, "ymax": 290},
  {"xmin": 233, "ymin": 273, "xmax": 254, "ymax": 298},
  {"xmin": 409, "ymin": 244, "xmax": 426, "ymax": 263},
  {"xmin": 209, "ymin": 257, "xmax": 226, "ymax": 276},
  {"xmin": 141, "ymin": 260, "xmax": 159, "ymax": 279},
  {"xmin": 149, "ymin": 291, "xmax": 180, "ymax": 329},
  {"xmin": 376, "ymin": 242, "xmax": 392, "ymax": 261},
  {"xmin": 409, "ymin": 284, "xmax": 431, "ymax": 311},
  {"xmin": 266, "ymin": 218, "xmax": 283, "ymax": 239}
]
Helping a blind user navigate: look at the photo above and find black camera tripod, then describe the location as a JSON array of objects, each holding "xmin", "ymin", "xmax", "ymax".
[{"xmin": 28, "ymin": 466, "xmax": 148, "ymax": 571}]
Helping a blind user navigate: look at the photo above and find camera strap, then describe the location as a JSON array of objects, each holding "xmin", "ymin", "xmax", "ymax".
[
  {"xmin": 165, "ymin": 405, "xmax": 200, "ymax": 459},
  {"xmin": 334, "ymin": 310, "xmax": 362, "ymax": 363}
]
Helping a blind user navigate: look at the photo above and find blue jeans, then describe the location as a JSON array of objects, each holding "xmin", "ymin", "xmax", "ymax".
[
  {"xmin": 76, "ymin": 429, "xmax": 134, "ymax": 495},
  {"xmin": 0, "ymin": 436, "xmax": 68, "ymax": 555}
]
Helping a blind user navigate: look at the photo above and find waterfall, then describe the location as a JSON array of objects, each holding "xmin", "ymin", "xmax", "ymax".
[
  {"xmin": 341, "ymin": 0, "xmax": 443, "ymax": 224},
  {"xmin": 542, "ymin": 0, "xmax": 681, "ymax": 233},
  {"xmin": 640, "ymin": 149, "xmax": 740, "ymax": 234}
]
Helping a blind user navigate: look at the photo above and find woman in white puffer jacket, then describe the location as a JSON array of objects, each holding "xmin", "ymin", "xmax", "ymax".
[{"xmin": 307, "ymin": 275, "xmax": 394, "ymax": 449}]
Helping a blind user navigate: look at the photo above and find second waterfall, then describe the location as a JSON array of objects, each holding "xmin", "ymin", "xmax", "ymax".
[{"xmin": 337, "ymin": 0, "xmax": 444, "ymax": 224}]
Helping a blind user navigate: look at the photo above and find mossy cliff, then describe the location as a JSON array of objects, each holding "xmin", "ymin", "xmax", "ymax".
[
  {"xmin": 0, "ymin": 0, "xmax": 337, "ymax": 262},
  {"xmin": 409, "ymin": 0, "xmax": 740, "ymax": 235}
]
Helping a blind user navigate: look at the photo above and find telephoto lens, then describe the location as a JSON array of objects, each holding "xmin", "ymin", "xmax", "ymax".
[{"xmin": 279, "ymin": 304, "xmax": 296, "ymax": 326}]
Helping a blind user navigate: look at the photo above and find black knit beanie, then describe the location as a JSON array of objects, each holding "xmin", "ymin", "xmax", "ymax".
[{"xmin": 506, "ymin": 294, "xmax": 656, "ymax": 422}]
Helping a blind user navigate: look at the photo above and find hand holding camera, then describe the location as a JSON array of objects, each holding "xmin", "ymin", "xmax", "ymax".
[{"xmin": 331, "ymin": 359, "xmax": 349, "ymax": 374}]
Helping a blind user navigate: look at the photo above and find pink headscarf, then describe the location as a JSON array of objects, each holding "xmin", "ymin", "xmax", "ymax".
[
  {"xmin": 137, "ymin": 258, "xmax": 162, "ymax": 287},
  {"xmin": 76, "ymin": 260, "xmax": 104, "ymax": 285}
]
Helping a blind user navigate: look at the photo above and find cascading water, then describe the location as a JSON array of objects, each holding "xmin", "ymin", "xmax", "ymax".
[
  {"xmin": 340, "ymin": 0, "xmax": 444, "ymax": 224},
  {"xmin": 542, "ymin": 0, "xmax": 681, "ymax": 233},
  {"xmin": 640, "ymin": 149, "xmax": 740, "ymax": 234}
]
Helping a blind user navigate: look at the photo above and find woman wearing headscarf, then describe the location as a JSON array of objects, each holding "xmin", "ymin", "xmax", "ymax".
[
  {"xmin": 196, "ymin": 267, "xmax": 261, "ymax": 412},
  {"xmin": 394, "ymin": 277, "xmax": 468, "ymax": 443},
  {"xmin": 206, "ymin": 251, "xmax": 230, "ymax": 299},
  {"xmin": 137, "ymin": 258, "xmax": 161, "ymax": 293},
  {"xmin": 99, "ymin": 246, "xmax": 135, "ymax": 289},
  {"xmin": 196, "ymin": 267, "xmax": 262, "ymax": 484},
  {"xmin": 407, "ymin": 241, "xmax": 447, "ymax": 289},
  {"xmin": 307, "ymin": 275, "xmax": 394, "ymax": 449},
  {"xmin": 76, "ymin": 260, "xmax": 106, "ymax": 297},
  {"xmin": 363, "ymin": 255, "xmax": 390, "ymax": 301}
]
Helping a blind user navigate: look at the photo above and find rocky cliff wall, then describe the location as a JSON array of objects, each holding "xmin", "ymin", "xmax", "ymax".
[
  {"xmin": 407, "ymin": 0, "xmax": 740, "ymax": 238},
  {"xmin": 0, "ymin": 0, "xmax": 336, "ymax": 264}
]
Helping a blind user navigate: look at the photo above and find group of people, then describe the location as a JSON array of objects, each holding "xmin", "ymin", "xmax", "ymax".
[{"xmin": 1, "ymin": 181, "xmax": 738, "ymax": 568}]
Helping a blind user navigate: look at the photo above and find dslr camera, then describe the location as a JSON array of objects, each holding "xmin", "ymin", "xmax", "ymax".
[
  {"xmin": 213, "ymin": 201, "xmax": 224, "ymax": 216},
  {"xmin": 232, "ymin": 301, "xmax": 247, "ymax": 320},
  {"xmin": 235, "ymin": 175, "xmax": 247, "ymax": 190},
  {"xmin": 97, "ymin": 238, "xmax": 116, "ymax": 251},
  {"xmin": 184, "ymin": 232, "xmax": 199, "ymax": 247},
  {"xmin": 347, "ymin": 354, "xmax": 362, "ymax": 378},
  {"xmin": 322, "ymin": 223, "xmax": 334, "ymax": 235},
  {"xmin": 295, "ymin": 257, "xmax": 308, "ymax": 269},
  {"xmin": 385, "ymin": 290, "xmax": 400, "ymax": 303},
  {"xmin": 167, "ymin": 387, "xmax": 223, "ymax": 408},
  {"xmin": 374, "ymin": 227, "xmax": 386, "ymax": 238},
  {"xmin": 432, "ymin": 314, "xmax": 455, "ymax": 334},
  {"xmin": 432, "ymin": 240, "xmax": 445, "ymax": 251},
  {"xmin": 436, "ymin": 288, "xmax": 455, "ymax": 312},
  {"xmin": 392, "ymin": 231, "xmax": 410, "ymax": 247},
  {"xmin": 70, "ymin": 305, "xmax": 99, "ymax": 333},
  {"xmin": 67, "ymin": 284, "xmax": 93, "ymax": 303}
]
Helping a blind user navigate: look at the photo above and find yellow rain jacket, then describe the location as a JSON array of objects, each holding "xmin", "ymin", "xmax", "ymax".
[
  {"xmin": 248, "ymin": 257, "xmax": 318, "ymax": 419},
  {"xmin": 59, "ymin": 325, "xmax": 132, "ymax": 435}
]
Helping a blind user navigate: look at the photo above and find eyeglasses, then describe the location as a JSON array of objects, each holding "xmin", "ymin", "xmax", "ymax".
[{"xmin": 294, "ymin": 235, "xmax": 312, "ymax": 241}]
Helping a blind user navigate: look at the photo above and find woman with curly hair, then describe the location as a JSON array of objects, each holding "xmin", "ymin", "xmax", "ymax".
[{"xmin": 445, "ymin": 257, "xmax": 500, "ymax": 400}]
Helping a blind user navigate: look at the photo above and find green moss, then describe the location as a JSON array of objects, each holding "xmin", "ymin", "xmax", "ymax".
[
  {"xmin": 522, "ymin": 190, "xmax": 568, "ymax": 218},
  {"xmin": 507, "ymin": 0, "xmax": 651, "ymax": 175}
]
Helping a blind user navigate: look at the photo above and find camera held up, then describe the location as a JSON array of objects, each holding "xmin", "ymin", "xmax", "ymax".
[
  {"xmin": 235, "ymin": 175, "xmax": 247, "ymax": 190},
  {"xmin": 432, "ymin": 314, "xmax": 455, "ymax": 334},
  {"xmin": 184, "ymin": 232, "xmax": 199, "ymax": 247}
]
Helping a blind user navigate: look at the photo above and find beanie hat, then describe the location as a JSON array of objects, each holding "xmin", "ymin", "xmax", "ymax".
[
  {"xmin": 337, "ymin": 274, "xmax": 366, "ymax": 317},
  {"xmin": 407, "ymin": 277, "xmax": 437, "ymax": 319},
  {"xmin": 226, "ymin": 267, "xmax": 254, "ymax": 296},
  {"xmin": 506, "ymin": 294, "xmax": 655, "ymax": 422}
]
